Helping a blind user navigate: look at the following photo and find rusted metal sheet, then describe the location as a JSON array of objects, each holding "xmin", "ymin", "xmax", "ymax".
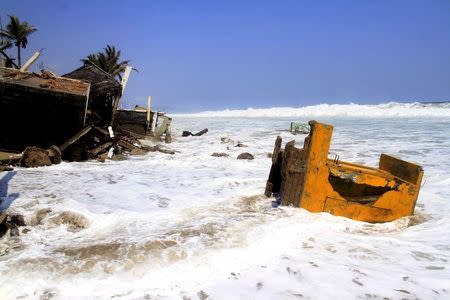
[{"xmin": 265, "ymin": 120, "xmax": 424, "ymax": 223}]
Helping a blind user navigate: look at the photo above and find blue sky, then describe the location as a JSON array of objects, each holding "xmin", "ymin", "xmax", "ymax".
[{"xmin": 2, "ymin": 0, "xmax": 450, "ymax": 112}]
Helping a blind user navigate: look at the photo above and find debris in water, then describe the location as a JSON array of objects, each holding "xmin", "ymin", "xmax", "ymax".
[{"xmin": 265, "ymin": 120, "xmax": 424, "ymax": 223}]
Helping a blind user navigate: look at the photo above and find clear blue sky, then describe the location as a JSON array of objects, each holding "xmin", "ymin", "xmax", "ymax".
[{"xmin": 2, "ymin": 0, "xmax": 450, "ymax": 112}]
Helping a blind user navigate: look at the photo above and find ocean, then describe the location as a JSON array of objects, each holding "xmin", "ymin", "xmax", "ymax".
[{"xmin": 1, "ymin": 102, "xmax": 449, "ymax": 299}]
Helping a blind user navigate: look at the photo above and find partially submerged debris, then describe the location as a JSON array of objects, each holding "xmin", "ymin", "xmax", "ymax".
[
  {"xmin": 290, "ymin": 122, "xmax": 310, "ymax": 135},
  {"xmin": 237, "ymin": 152, "xmax": 254, "ymax": 160},
  {"xmin": 211, "ymin": 152, "xmax": 229, "ymax": 157},
  {"xmin": 0, "ymin": 213, "xmax": 26, "ymax": 238},
  {"xmin": 115, "ymin": 109, "xmax": 172, "ymax": 142},
  {"xmin": 235, "ymin": 142, "xmax": 248, "ymax": 148},
  {"xmin": 265, "ymin": 120, "xmax": 424, "ymax": 223},
  {"xmin": 182, "ymin": 128, "xmax": 208, "ymax": 137},
  {"xmin": 0, "ymin": 166, "xmax": 14, "ymax": 172}
]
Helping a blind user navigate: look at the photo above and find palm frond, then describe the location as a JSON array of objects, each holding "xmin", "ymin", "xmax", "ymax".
[{"xmin": 82, "ymin": 44, "xmax": 132, "ymax": 81}]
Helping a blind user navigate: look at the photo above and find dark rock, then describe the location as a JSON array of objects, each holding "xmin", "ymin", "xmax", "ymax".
[
  {"xmin": 235, "ymin": 142, "xmax": 248, "ymax": 147},
  {"xmin": 237, "ymin": 152, "xmax": 254, "ymax": 160},
  {"xmin": 9, "ymin": 226, "xmax": 19, "ymax": 237},
  {"xmin": 0, "ymin": 213, "xmax": 7, "ymax": 238},
  {"xmin": 9, "ymin": 214, "xmax": 26, "ymax": 226},
  {"xmin": 47, "ymin": 145, "xmax": 62, "ymax": 164},
  {"xmin": 211, "ymin": 152, "xmax": 229, "ymax": 157}
]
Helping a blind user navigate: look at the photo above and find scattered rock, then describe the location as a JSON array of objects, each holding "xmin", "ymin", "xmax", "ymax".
[
  {"xmin": 9, "ymin": 226, "xmax": 19, "ymax": 237},
  {"xmin": 142, "ymin": 145, "xmax": 176, "ymax": 155},
  {"xmin": 46, "ymin": 145, "xmax": 62, "ymax": 164},
  {"xmin": 0, "ymin": 213, "xmax": 7, "ymax": 238},
  {"xmin": 197, "ymin": 290, "xmax": 209, "ymax": 300},
  {"xmin": 0, "ymin": 213, "xmax": 26, "ymax": 238},
  {"xmin": 111, "ymin": 153, "xmax": 127, "ymax": 161},
  {"xmin": 237, "ymin": 152, "xmax": 254, "ymax": 160},
  {"xmin": 8, "ymin": 214, "xmax": 26, "ymax": 227},
  {"xmin": 235, "ymin": 142, "xmax": 248, "ymax": 147},
  {"xmin": 0, "ymin": 165, "xmax": 14, "ymax": 172},
  {"xmin": 20, "ymin": 147, "xmax": 52, "ymax": 168},
  {"xmin": 211, "ymin": 152, "xmax": 229, "ymax": 157},
  {"xmin": 22, "ymin": 228, "xmax": 31, "ymax": 234},
  {"xmin": 49, "ymin": 211, "xmax": 89, "ymax": 232},
  {"xmin": 220, "ymin": 137, "xmax": 233, "ymax": 144},
  {"xmin": 130, "ymin": 148, "xmax": 148, "ymax": 156}
]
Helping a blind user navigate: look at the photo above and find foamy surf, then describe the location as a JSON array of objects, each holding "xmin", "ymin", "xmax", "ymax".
[
  {"xmin": 1, "ymin": 114, "xmax": 449, "ymax": 299},
  {"xmin": 173, "ymin": 102, "xmax": 450, "ymax": 118}
]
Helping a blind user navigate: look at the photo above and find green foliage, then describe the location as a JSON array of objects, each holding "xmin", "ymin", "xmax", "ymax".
[
  {"xmin": 82, "ymin": 45, "xmax": 131, "ymax": 81},
  {"xmin": 0, "ymin": 15, "xmax": 37, "ymax": 67}
]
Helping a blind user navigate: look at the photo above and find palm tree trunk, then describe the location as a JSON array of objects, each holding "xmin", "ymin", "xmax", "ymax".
[{"xmin": 17, "ymin": 45, "xmax": 21, "ymax": 67}]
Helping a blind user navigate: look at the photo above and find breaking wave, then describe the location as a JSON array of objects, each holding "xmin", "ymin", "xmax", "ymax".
[{"xmin": 174, "ymin": 102, "xmax": 450, "ymax": 118}]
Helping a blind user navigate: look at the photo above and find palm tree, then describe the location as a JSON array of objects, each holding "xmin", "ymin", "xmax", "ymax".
[
  {"xmin": 0, "ymin": 15, "xmax": 37, "ymax": 67},
  {"xmin": 82, "ymin": 45, "xmax": 131, "ymax": 81}
]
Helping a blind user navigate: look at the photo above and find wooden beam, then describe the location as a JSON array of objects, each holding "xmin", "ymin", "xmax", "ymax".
[
  {"xmin": 59, "ymin": 125, "xmax": 92, "ymax": 151},
  {"xmin": 20, "ymin": 50, "xmax": 42, "ymax": 72},
  {"xmin": 111, "ymin": 65, "xmax": 132, "ymax": 124}
]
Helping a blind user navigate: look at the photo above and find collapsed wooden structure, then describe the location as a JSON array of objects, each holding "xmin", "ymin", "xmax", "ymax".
[
  {"xmin": 0, "ymin": 63, "xmax": 173, "ymax": 168},
  {"xmin": 0, "ymin": 68, "xmax": 90, "ymax": 151},
  {"xmin": 265, "ymin": 121, "xmax": 424, "ymax": 223},
  {"xmin": 63, "ymin": 64, "xmax": 122, "ymax": 125}
]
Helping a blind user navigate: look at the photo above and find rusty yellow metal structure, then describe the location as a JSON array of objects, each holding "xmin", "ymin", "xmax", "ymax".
[{"xmin": 265, "ymin": 121, "xmax": 424, "ymax": 222}]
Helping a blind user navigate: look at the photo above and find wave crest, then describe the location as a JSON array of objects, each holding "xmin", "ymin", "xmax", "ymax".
[{"xmin": 174, "ymin": 102, "xmax": 450, "ymax": 118}]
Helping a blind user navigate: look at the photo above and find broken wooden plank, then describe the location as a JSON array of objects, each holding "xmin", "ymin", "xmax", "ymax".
[
  {"xmin": 20, "ymin": 50, "xmax": 42, "ymax": 72},
  {"xmin": 59, "ymin": 125, "xmax": 92, "ymax": 152},
  {"xmin": 89, "ymin": 142, "xmax": 113, "ymax": 156},
  {"xmin": 111, "ymin": 65, "xmax": 132, "ymax": 124}
]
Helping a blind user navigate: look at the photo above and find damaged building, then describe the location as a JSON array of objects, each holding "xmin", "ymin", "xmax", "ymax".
[{"xmin": 0, "ymin": 61, "xmax": 172, "ymax": 168}]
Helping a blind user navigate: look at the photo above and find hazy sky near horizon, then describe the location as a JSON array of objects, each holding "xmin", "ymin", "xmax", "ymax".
[{"xmin": 2, "ymin": 0, "xmax": 450, "ymax": 112}]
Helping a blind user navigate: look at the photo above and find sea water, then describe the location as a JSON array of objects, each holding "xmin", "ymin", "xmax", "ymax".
[{"xmin": 0, "ymin": 103, "xmax": 449, "ymax": 299}]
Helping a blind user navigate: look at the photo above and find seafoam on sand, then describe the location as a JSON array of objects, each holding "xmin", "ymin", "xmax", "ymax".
[{"xmin": 1, "ymin": 103, "xmax": 450, "ymax": 299}]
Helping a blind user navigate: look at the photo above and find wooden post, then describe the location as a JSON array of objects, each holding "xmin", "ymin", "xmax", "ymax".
[
  {"xmin": 20, "ymin": 50, "xmax": 41, "ymax": 72},
  {"xmin": 111, "ymin": 65, "xmax": 132, "ymax": 124},
  {"xmin": 146, "ymin": 96, "xmax": 151, "ymax": 134},
  {"xmin": 146, "ymin": 96, "xmax": 151, "ymax": 123}
]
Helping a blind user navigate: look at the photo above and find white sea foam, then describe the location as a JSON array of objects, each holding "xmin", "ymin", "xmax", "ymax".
[
  {"xmin": 0, "ymin": 116, "xmax": 449, "ymax": 299},
  {"xmin": 174, "ymin": 102, "xmax": 450, "ymax": 118}
]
